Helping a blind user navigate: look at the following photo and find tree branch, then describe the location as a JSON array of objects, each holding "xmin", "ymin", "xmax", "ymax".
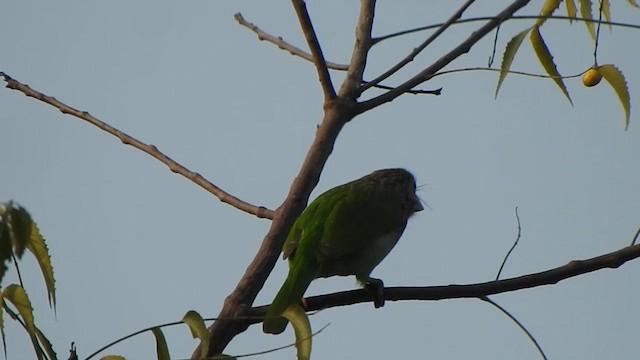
[
  {"xmin": 291, "ymin": 0, "xmax": 336, "ymax": 101},
  {"xmin": 234, "ymin": 12, "xmax": 350, "ymax": 71},
  {"xmin": 361, "ymin": 0, "xmax": 476, "ymax": 92},
  {"xmin": 245, "ymin": 243, "xmax": 640, "ymax": 322},
  {"xmin": 356, "ymin": 0, "xmax": 531, "ymax": 114},
  {"xmin": 0, "ymin": 72, "xmax": 274, "ymax": 220}
]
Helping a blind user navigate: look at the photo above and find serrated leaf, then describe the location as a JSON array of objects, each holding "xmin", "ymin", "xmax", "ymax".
[
  {"xmin": 566, "ymin": 0, "xmax": 578, "ymax": 20},
  {"xmin": 8, "ymin": 206, "xmax": 32, "ymax": 258},
  {"xmin": 283, "ymin": 304, "xmax": 311, "ymax": 360},
  {"xmin": 182, "ymin": 310, "xmax": 208, "ymax": 360},
  {"xmin": 537, "ymin": 0, "xmax": 562, "ymax": 26},
  {"xmin": 495, "ymin": 28, "xmax": 531, "ymax": 99},
  {"xmin": 35, "ymin": 327, "xmax": 57, "ymax": 360},
  {"xmin": 578, "ymin": 0, "xmax": 596, "ymax": 39},
  {"xmin": 3, "ymin": 284, "xmax": 40, "ymax": 359},
  {"xmin": 530, "ymin": 26, "xmax": 573, "ymax": 105},
  {"xmin": 598, "ymin": 64, "xmax": 631, "ymax": 129},
  {"xmin": 100, "ymin": 356, "xmax": 126, "ymax": 360},
  {"xmin": 602, "ymin": 0, "xmax": 612, "ymax": 31},
  {"xmin": 151, "ymin": 328, "xmax": 170, "ymax": 360},
  {"xmin": 26, "ymin": 221, "xmax": 56, "ymax": 310}
]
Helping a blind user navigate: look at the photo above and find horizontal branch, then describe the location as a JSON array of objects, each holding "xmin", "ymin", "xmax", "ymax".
[
  {"xmin": 246, "ymin": 243, "xmax": 640, "ymax": 324},
  {"xmin": 1, "ymin": 72, "xmax": 274, "ymax": 220}
]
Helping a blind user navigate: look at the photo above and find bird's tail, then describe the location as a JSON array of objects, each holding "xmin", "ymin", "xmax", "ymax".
[{"xmin": 263, "ymin": 265, "xmax": 315, "ymax": 334}]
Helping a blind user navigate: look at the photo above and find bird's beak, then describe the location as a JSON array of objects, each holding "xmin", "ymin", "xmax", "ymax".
[{"xmin": 414, "ymin": 198, "xmax": 424, "ymax": 212}]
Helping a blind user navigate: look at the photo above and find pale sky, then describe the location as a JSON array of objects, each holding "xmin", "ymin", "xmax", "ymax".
[{"xmin": 2, "ymin": 1, "xmax": 640, "ymax": 359}]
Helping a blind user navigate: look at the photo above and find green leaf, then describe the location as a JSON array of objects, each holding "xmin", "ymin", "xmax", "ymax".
[
  {"xmin": 8, "ymin": 205, "xmax": 32, "ymax": 258},
  {"xmin": 537, "ymin": 0, "xmax": 562, "ymax": 26},
  {"xmin": 3, "ymin": 285, "xmax": 40, "ymax": 358},
  {"xmin": 495, "ymin": 28, "xmax": 531, "ymax": 99},
  {"xmin": 34, "ymin": 327, "xmax": 57, "ymax": 360},
  {"xmin": 182, "ymin": 310, "xmax": 208, "ymax": 360},
  {"xmin": 578, "ymin": 0, "xmax": 596, "ymax": 40},
  {"xmin": 598, "ymin": 64, "xmax": 631, "ymax": 130},
  {"xmin": 26, "ymin": 221, "xmax": 56, "ymax": 310},
  {"xmin": 100, "ymin": 356, "xmax": 126, "ymax": 360},
  {"xmin": 283, "ymin": 304, "xmax": 311, "ymax": 360},
  {"xmin": 0, "ymin": 206, "xmax": 10, "ymax": 285},
  {"xmin": 151, "ymin": 328, "xmax": 170, "ymax": 360},
  {"xmin": 0, "ymin": 292, "xmax": 5, "ymax": 359},
  {"xmin": 565, "ymin": 0, "xmax": 578, "ymax": 20},
  {"xmin": 530, "ymin": 26, "xmax": 573, "ymax": 105}
]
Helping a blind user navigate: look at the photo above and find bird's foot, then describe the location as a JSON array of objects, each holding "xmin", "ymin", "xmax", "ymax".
[{"xmin": 364, "ymin": 278, "xmax": 385, "ymax": 308}]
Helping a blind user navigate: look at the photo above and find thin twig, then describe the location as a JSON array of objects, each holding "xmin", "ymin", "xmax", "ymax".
[
  {"xmin": 291, "ymin": 0, "xmax": 336, "ymax": 100},
  {"xmin": 594, "ymin": 0, "xmax": 605, "ymax": 67},
  {"xmin": 374, "ymin": 15, "xmax": 640, "ymax": 44},
  {"xmin": 487, "ymin": 21, "xmax": 502, "ymax": 67},
  {"xmin": 496, "ymin": 207, "xmax": 522, "ymax": 280},
  {"xmin": 631, "ymin": 226, "xmax": 640, "ymax": 246},
  {"xmin": 234, "ymin": 13, "xmax": 349, "ymax": 71},
  {"xmin": 481, "ymin": 296, "xmax": 548, "ymax": 360},
  {"xmin": 361, "ymin": 0, "xmax": 476, "ymax": 92},
  {"xmin": 1, "ymin": 73, "xmax": 274, "ymax": 220},
  {"xmin": 357, "ymin": 0, "xmax": 532, "ymax": 114}
]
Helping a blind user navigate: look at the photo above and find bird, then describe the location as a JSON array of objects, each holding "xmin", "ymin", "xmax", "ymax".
[{"xmin": 263, "ymin": 168, "xmax": 424, "ymax": 334}]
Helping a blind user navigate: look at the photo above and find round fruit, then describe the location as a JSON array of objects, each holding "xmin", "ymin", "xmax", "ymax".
[{"xmin": 582, "ymin": 67, "xmax": 602, "ymax": 87}]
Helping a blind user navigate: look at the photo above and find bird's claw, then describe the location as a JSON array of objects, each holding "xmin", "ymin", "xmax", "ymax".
[{"xmin": 364, "ymin": 278, "xmax": 385, "ymax": 308}]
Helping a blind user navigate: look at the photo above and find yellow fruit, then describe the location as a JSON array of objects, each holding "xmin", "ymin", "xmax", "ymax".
[{"xmin": 582, "ymin": 68, "xmax": 602, "ymax": 87}]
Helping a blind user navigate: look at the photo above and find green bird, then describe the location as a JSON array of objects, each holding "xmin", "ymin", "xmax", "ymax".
[{"xmin": 263, "ymin": 168, "xmax": 423, "ymax": 334}]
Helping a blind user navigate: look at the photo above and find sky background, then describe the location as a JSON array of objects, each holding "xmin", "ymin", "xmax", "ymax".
[{"xmin": 2, "ymin": 1, "xmax": 640, "ymax": 359}]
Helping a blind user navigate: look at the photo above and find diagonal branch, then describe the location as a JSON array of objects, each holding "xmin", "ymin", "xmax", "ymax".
[
  {"xmin": 361, "ymin": 0, "xmax": 476, "ymax": 92},
  {"xmin": 291, "ymin": 0, "xmax": 336, "ymax": 100},
  {"xmin": 357, "ymin": 0, "xmax": 531, "ymax": 114},
  {"xmin": 234, "ymin": 12, "xmax": 350, "ymax": 71},
  {"xmin": 1, "ymin": 72, "xmax": 274, "ymax": 220}
]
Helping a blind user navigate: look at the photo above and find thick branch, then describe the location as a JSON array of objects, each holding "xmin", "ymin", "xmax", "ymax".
[
  {"xmin": 244, "ymin": 243, "xmax": 640, "ymax": 322},
  {"xmin": 357, "ymin": 0, "xmax": 531, "ymax": 113},
  {"xmin": 291, "ymin": 0, "xmax": 336, "ymax": 100},
  {"xmin": 0, "ymin": 73, "xmax": 273, "ymax": 220}
]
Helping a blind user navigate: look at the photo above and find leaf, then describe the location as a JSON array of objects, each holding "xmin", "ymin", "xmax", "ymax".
[
  {"xmin": 495, "ymin": 28, "xmax": 531, "ymax": 99},
  {"xmin": 0, "ymin": 206, "xmax": 11, "ymax": 285},
  {"xmin": 26, "ymin": 220, "xmax": 56, "ymax": 310},
  {"xmin": 598, "ymin": 64, "xmax": 631, "ymax": 129},
  {"xmin": 283, "ymin": 304, "xmax": 312, "ymax": 360},
  {"xmin": 602, "ymin": 0, "xmax": 612, "ymax": 31},
  {"xmin": 34, "ymin": 328, "xmax": 57, "ymax": 360},
  {"xmin": 3, "ymin": 285, "xmax": 40, "ymax": 358},
  {"xmin": 565, "ymin": 0, "xmax": 578, "ymax": 20},
  {"xmin": 100, "ymin": 356, "xmax": 126, "ymax": 360},
  {"xmin": 530, "ymin": 26, "xmax": 573, "ymax": 105},
  {"xmin": 578, "ymin": 0, "xmax": 596, "ymax": 40},
  {"xmin": 151, "ymin": 328, "xmax": 170, "ymax": 360},
  {"xmin": 0, "ymin": 292, "xmax": 5, "ymax": 359},
  {"xmin": 182, "ymin": 310, "xmax": 208, "ymax": 360},
  {"xmin": 537, "ymin": 0, "xmax": 562, "ymax": 26},
  {"xmin": 628, "ymin": 0, "xmax": 640, "ymax": 8},
  {"xmin": 8, "ymin": 205, "xmax": 32, "ymax": 258}
]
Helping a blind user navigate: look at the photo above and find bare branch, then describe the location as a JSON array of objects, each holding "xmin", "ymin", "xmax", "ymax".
[
  {"xmin": 338, "ymin": 0, "xmax": 376, "ymax": 100},
  {"xmin": 291, "ymin": 0, "xmax": 336, "ymax": 100},
  {"xmin": 234, "ymin": 13, "xmax": 349, "ymax": 71},
  {"xmin": 496, "ymin": 206, "xmax": 522, "ymax": 280},
  {"xmin": 246, "ymin": 242, "xmax": 640, "ymax": 319},
  {"xmin": 356, "ymin": 0, "xmax": 531, "ymax": 114},
  {"xmin": 361, "ymin": 0, "xmax": 476, "ymax": 92},
  {"xmin": 1, "ymin": 72, "xmax": 274, "ymax": 220}
]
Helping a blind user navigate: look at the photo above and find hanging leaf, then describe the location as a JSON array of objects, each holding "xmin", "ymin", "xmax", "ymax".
[
  {"xmin": 283, "ymin": 304, "xmax": 312, "ymax": 360},
  {"xmin": 602, "ymin": 0, "xmax": 612, "ymax": 31},
  {"xmin": 151, "ymin": 328, "xmax": 170, "ymax": 360},
  {"xmin": 537, "ymin": 0, "xmax": 562, "ymax": 26},
  {"xmin": 26, "ymin": 221, "xmax": 56, "ymax": 310},
  {"xmin": 578, "ymin": 0, "xmax": 596, "ymax": 40},
  {"xmin": 530, "ymin": 26, "xmax": 573, "ymax": 105},
  {"xmin": 598, "ymin": 64, "xmax": 631, "ymax": 129},
  {"xmin": 100, "ymin": 356, "xmax": 125, "ymax": 360},
  {"xmin": 3, "ymin": 285, "xmax": 40, "ymax": 358},
  {"xmin": 565, "ymin": 0, "xmax": 578, "ymax": 20},
  {"xmin": 495, "ymin": 28, "xmax": 531, "ymax": 99},
  {"xmin": 182, "ymin": 310, "xmax": 208, "ymax": 360},
  {"xmin": 8, "ymin": 205, "xmax": 32, "ymax": 258}
]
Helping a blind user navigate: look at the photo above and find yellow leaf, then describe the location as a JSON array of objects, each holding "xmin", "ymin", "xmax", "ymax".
[
  {"xmin": 495, "ymin": 28, "xmax": 531, "ymax": 99},
  {"xmin": 530, "ymin": 26, "xmax": 573, "ymax": 105},
  {"xmin": 578, "ymin": 0, "xmax": 596, "ymax": 40},
  {"xmin": 26, "ymin": 221, "xmax": 56, "ymax": 310},
  {"xmin": 628, "ymin": 0, "xmax": 640, "ymax": 8},
  {"xmin": 3, "ymin": 285, "xmax": 39, "ymax": 357},
  {"xmin": 283, "ymin": 304, "xmax": 312, "ymax": 360},
  {"xmin": 101, "ymin": 356, "xmax": 126, "ymax": 360},
  {"xmin": 537, "ymin": 0, "xmax": 562, "ymax": 26},
  {"xmin": 598, "ymin": 64, "xmax": 631, "ymax": 129},
  {"xmin": 565, "ymin": 0, "xmax": 578, "ymax": 20},
  {"xmin": 182, "ymin": 310, "xmax": 209, "ymax": 360}
]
